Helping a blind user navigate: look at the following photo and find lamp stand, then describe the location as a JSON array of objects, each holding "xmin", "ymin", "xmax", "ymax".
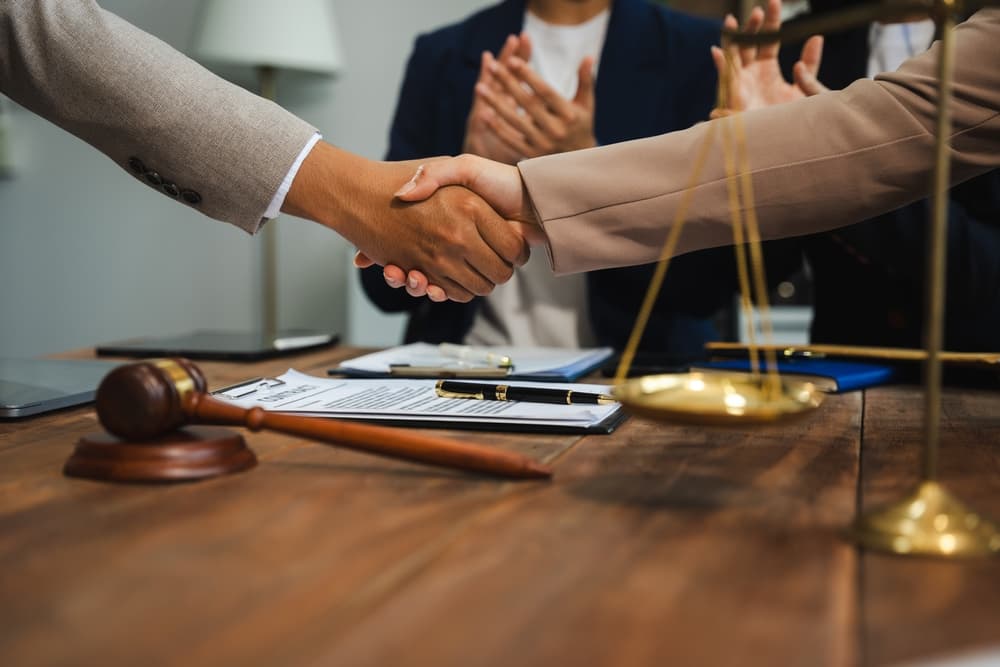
[
  {"xmin": 0, "ymin": 100, "xmax": 12, "ymax": 178},
  {"xmin": 258, "ymin": 65, "xmax": 279, "ymax": 341}
]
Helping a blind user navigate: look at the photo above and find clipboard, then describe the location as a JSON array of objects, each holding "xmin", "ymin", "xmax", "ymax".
[
  {"xmin": 214, "ymin": 370, "xmax": 628, "ymax": 435},
  {"xmin": 386, "ymin": 364, "xmax": 512, "ymax": 378},
  {"xmin": 333, "ymin": 343, "xmax": 614, "ymax": 382}
]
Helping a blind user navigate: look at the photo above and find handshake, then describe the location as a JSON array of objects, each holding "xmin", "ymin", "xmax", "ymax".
[
  {"xmin": 363, "ymin": 155, "xmax": 551, "ymax": 303},
  {"xmin": 283, "ymin": 146, "xmax": 547, "ymax": 304}
]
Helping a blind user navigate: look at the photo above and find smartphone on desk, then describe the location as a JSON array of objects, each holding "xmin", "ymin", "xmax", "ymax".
[{"xmin": 600, "ymin": 353, "xmax": 694, "ymax": 378}]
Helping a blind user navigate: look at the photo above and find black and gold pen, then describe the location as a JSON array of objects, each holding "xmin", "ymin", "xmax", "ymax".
[{"xmin": 435, "ymin": 380, "xmax": 617, "ymax": 405}]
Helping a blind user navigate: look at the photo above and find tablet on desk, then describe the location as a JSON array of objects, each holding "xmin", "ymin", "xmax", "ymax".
[
  {"xmin": 96, "ymin": 329, "xmax": 339, "ymax": 361},
  {"xmin": 0, "ymin": 358, "xmax": 121, "ymax": 418}
]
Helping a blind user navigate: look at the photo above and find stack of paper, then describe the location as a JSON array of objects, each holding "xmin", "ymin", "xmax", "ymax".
[
  {"xmin": 333, "ymin": 342, "xmax": 614, "ymax": 381},
  {"xmin": 215, "ymin": 370, "xmax": 626, "ymax": 434}
]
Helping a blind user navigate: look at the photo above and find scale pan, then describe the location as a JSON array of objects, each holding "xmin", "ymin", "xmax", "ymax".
[{"xmin": 613, "ymin": 371, "xmax": 824, "ymax": 425}]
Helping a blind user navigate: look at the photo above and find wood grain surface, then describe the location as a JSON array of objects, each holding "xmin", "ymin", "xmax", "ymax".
[{"xmin": 1, "ymin": 348, "xmax": 998, "ymax": 666}]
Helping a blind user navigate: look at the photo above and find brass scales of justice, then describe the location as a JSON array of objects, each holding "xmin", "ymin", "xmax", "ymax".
[{"xmin": 611, "ymin": 0, "xmax": 1000, "ymax": 558}]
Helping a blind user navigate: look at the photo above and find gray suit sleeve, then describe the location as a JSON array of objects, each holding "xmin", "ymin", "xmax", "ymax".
[
  {"xmin": 0, "ymin": 0, "xmax": 317, "ymax": 233},
  {"xmin": 520, "ymin": 9, "xmax": 1000, "ymax": 274}
]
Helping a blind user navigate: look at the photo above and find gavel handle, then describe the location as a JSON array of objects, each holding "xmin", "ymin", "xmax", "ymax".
[{"xmin": 184, "ymin": 392, "xmax": 552, "ymax": 479}]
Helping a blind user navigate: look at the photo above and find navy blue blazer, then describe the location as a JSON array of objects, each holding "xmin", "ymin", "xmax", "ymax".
[
  {"xmin": 361, "ymin": 0, "xmax": 735, "ymax": 358},
  {"xmin": 769, "ymin": 19, "xmax": 1000, "ymax": 352}
]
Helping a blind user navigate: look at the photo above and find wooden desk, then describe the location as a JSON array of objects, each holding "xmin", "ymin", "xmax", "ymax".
[{"xmin": 2, "ymin": 348, "xmax": 998, "ymax": 666}]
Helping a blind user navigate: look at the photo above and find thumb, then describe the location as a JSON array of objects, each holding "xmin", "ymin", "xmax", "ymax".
[
  {"xmin": 353, "ymin": 250, "xmax": 375, "ymax": 268},
  {"xmin": 517, "ymin": 31, "xmax": 533, "ymax": 62},
  {"xmin": 793, "ymin": 59, "xmax": 829, "ymax": 97},
  {"xmin": 511, "ymin": 220, "xmax": 546, "ymax": 247},
  {"xmin": 574, "ymin": 56, "xmax": 596, "ymax": 109},
  {"xmin": 394, "ymin": 157, "xmax": 475, "ymax": 202},
  {"xmin": 799, "ymin": 35, "xmax": 824, "ymax": 78}
]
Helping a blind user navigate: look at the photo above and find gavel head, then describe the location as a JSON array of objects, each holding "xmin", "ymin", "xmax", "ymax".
[{"xmin": 95, "ymin": 358, "xmax": 207, "ymax": 441}]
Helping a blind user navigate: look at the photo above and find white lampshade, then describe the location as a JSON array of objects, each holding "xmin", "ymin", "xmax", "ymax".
[{"xmin": 191, "ymin": 0, "xmax": 344, "ymax": 74}]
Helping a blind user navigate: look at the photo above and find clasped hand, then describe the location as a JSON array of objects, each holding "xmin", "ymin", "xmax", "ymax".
[
  {"xmin": 284, "ymin": 144, "xmax": 533, "ymax": 303},
  {"xmin": 353, "ymin": 154, "xmax": 543, "ymax": 302}
]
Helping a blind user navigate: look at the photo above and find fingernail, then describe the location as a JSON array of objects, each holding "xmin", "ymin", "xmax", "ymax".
[
  {"xmin": 408, "ymin": 276, "xmax": 419, "ymax": 289},
  {"xmin": 393, "ymin": 164, "xmax": 423, "ymax": 197},
  {"xmin": 395, "ymin": 180, "xmax": 416, "ymax": 197}
]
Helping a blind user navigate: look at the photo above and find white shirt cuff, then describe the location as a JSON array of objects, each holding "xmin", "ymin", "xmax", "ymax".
[{"xmin": 263, "ymin": 132, "xmax": 322, "ymax": 219}]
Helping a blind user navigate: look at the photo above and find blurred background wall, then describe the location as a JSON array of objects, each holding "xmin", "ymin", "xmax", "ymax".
[{"xmin": 0, "ymin": 0, "xmax": 743, "ymax": 358}]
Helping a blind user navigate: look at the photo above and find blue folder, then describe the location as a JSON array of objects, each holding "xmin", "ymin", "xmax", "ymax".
[{"xmin": 692, "ymin": 358, "xmax": 898, "ymax": 393}]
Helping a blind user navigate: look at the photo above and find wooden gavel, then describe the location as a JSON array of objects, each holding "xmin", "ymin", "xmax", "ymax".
[{"xmin": 88, "ymin": 358, "xmax": 552, "ymax": 479}]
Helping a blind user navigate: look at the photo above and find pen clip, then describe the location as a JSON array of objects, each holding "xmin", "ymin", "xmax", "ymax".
[
  {"xmin": 434, "ymin": 380, "xmax": 485, "ymax": 399},
  {"xmin": 437, "ymin": 343, "xmax": 514, "ymax": 369}
]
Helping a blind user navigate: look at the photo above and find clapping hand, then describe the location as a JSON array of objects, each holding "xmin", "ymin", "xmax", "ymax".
[
  {"xmin": 474, "ymin": 49, "xmax": 597, "ymax": 159},
  {"xmin": 463, "ymin": 34, "xmax": 533, "ymax": 164},
  {"xmin": 710, "ymin": 0, "xmax": 827, "ymax": 117}
]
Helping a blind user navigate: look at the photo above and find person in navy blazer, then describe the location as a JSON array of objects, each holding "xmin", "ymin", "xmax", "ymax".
[{"xmin": 360, "ymin": 0, "xmax": 741, "ymax": 360}]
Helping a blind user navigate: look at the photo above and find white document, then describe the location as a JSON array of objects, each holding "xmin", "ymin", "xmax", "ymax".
[
  {"xmin": 215, "ymin": 369, "xmax": 625, "ymax": 432},
  {"xmin": 335, "ymin": 342, "xmax": 614, "ymax": 381}
]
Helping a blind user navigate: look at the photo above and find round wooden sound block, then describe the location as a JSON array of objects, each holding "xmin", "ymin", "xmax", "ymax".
[{"xmin": 64, "ymin": 426, "xmax": 257, "ymax": 483}]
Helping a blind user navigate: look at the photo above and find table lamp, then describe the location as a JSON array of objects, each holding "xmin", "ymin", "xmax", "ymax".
[{"xmin": 187, "ymin": 0, "xmax": 344, "ymax": 353}]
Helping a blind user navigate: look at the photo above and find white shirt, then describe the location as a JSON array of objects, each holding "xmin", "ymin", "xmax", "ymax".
[
  {"xmin": 465, "ymin": 8, "xmax": 610, "ymax": 348},
  {"xmin": 264, "ymin": 132, "xmax": 321, "ymax": 220},
  {"xmin": 867, "ymin": 19, "xmax": 936, "ymax": 77}
]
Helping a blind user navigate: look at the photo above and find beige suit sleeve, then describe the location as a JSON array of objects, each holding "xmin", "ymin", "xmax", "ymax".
[
  {"xmin": 0, "ymin": 0, "xmax": 317, "ymax": 233},
  {"xmin": 519, "ymin": 9, "xmax": 1000, "ymax": 275}
]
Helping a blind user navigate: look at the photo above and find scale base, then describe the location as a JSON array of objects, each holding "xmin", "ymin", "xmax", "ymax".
[{"xmin": 851, "ymin": 480, "xmax": 1000, "ymax": 557}]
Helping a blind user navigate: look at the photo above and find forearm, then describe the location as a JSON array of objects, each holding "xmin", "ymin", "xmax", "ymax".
[{"xmin": 282, "ymin": 142, "xmax": 367, "ymax": 237}]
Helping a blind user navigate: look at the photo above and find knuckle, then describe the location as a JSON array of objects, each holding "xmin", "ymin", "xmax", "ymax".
[
  {"xmin": 496, "ymin": 263, "xmax": 514, "ymax": 283},
  {"xmin": 449, "ymin": 288, "xmax": 473, "ymax": 303},
  {"xmin": 456, "ymin": 195, "xmax": 480, "ymax": 218},
  {"xmin": 473, "ymin": 280, "xmax": 495, "ymax": 297}
]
